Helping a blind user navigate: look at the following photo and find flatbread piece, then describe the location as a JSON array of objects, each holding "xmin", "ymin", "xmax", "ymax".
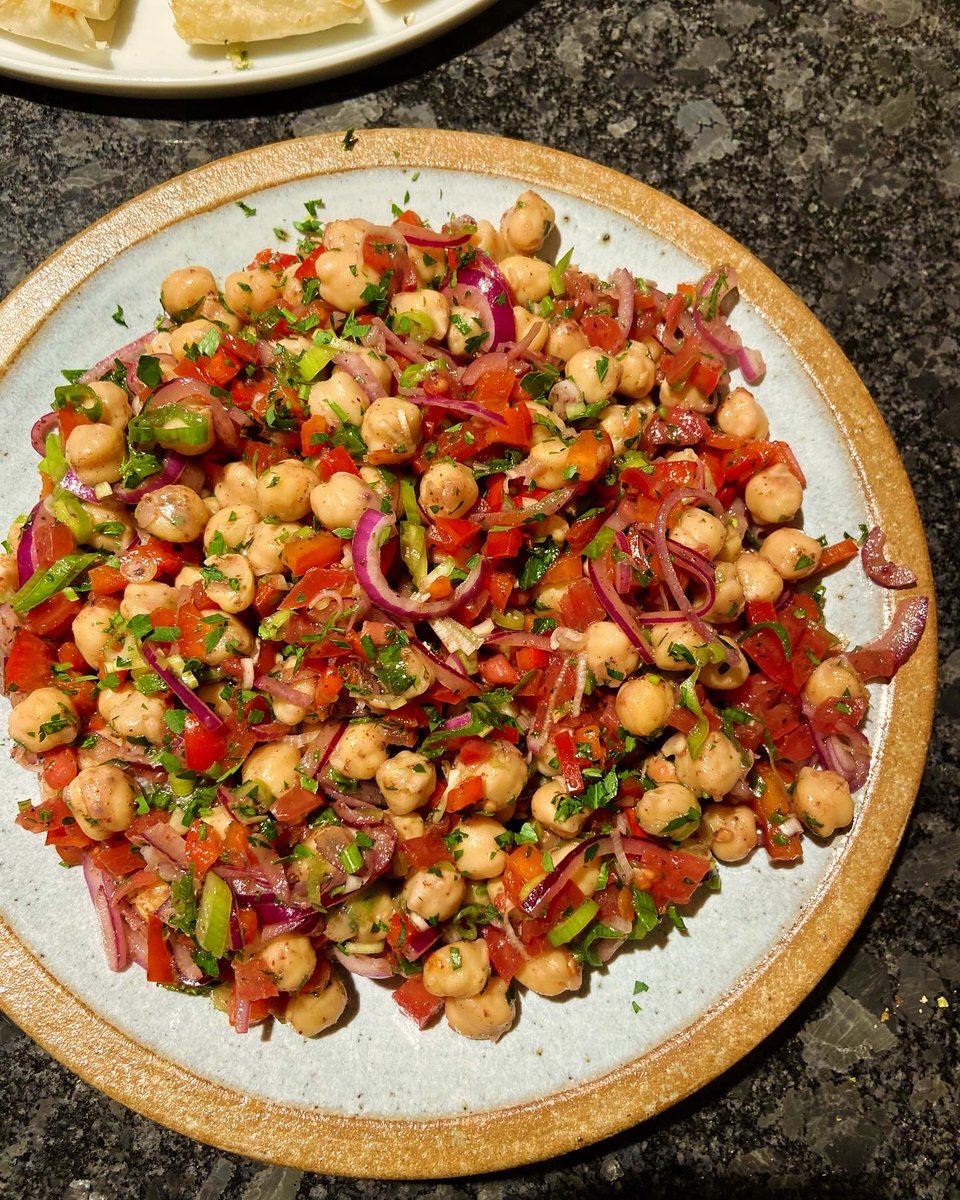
[
  {"xmin": 0, "ymin": 0, "xmax": 102, "ymax": 50},
  {"xmin": 171, "ymin": 0, "xmax": 367, "ymax": 45}
]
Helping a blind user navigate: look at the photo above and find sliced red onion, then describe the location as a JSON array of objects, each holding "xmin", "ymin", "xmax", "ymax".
[
  {"xmin": 460, "ymin": 352, "xmax": 512, "ymax": 385},
  {"xmin": 254, "ymin": 673, "xmax": 314, "ymax": 710},
  {"xmin": 112, "ymin": 452, "xmax": 186, "ymax": 504},
  {"xmin": 393, "ymin": 220, "xmax": 472, "ymax": 249},
  {"xmin": 822, "ymin": 723, "xmax": 872, "ymax": 793},
  {"xmin": 332, "ymin": 947, "xmax": 395, "ymax": 978},
  {"xmin": 474, "ymin": 485, "xmax": 578, "ymax": 531},
  {"xmin": 488, "ymin": 631, "xmax": 555, "ymax": 651},
  {"xmin": 147, "ymin": 377, "xmax": 215, "ymax": 409},
  {"xmin": 59, "ymin": 468, "xmax": 99, "ymax": 502},
  {"xmin": 643, "ymin": 409, "xmax": 711, "ymax": 448},
  {"xmin": 172, "ymin": 936, "xmax": 205, "ymax": 984},
  {"xmin": 401, "ymin": 923, "xmax": 443, "ymax": 962},
  {"xmin": 402, "ymin": 388, "xmax": 508, "ymax": 425},
  {"xmin": 82, "ymin": 852, "xmax": 128, "ymax": 972},
  {"xmin": 735, "ymin": 346, "xmax": 766, "ymax": 385},
  {"xmin": 79, "ymin": 329, "xmax": 157, "ymax": 390},
  {"xmin": 331, "ymin": 351, "xmax": 387, "ymax": 402},
  {"xmin": 571, "ymin": 650, "xmax": 588, "ymax": 718},
  {"xmin": 140, "ymin": 642, "xmax": 225, "ymax": 734},
  {"xmin": 353, "ymin": 509, "xmax": 483, "ymax": 620},
  {"xmin": 16, "ymin": 503, "xmax": 43, "ymax": 587},
  {"xmin": 31, "ymin": 411, "xmax": 58, "ymax": 455},
  {"xmin": 298, "ymin": 720, "xmax": 346, "ymax": 780},
  {"xmin": 845, "ymin": 596, "xmax": 929, "ymax": 682},
  {"xmin": 233, "ymin": 996, "xmax": 252, "ymax": 1035},
  {"xmin": 521, "ymin": 834, "xmax": 659, "ymax": 916},
  {"xmin": 411, "ymin": 638, "xmax": 480, "ymax": 696},
  {"xmin": 136, "ymin": 819, "xmax": 189, "ymax": 868},
  {"xmin": 861, "ymin": 526, "xmax": 917, "ymax": 590},
  {"xmin": 332, "ymin": 798, "xmax": 386, "ymax": 826},
  {"xmin": 209, "ymin": 397, "xmax": 241, "ymax": 455},
  {"xmin": 587, "ymin": 554, "xmax": 653, "ymax": 661},
  {"xmin": 608, "ymin": 826, "xmax": 634, "ymax": 885},
  {"xmin": 258, "ymin": 909, "xmax": 321, "ymax": 943},
  {"xmin": 611, "ymin": 268, "xmax": 635, "ymax": 353},
  {"xmin": 441, "ymin": 710, "xmax": 474, "ymax": 732},
  {"xmin": 444, "ymin": 266, "xmax": 516, "ymax": 353},
  {"xmin": 124, "ymin": 913, "xmax": 148, "ymax": 970}
]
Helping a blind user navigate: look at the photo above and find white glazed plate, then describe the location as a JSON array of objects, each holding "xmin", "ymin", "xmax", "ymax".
[
  {"xmin": 0, "ymin": 131, "xmax": 936, "ymax": 1178},
  {"xmin": 0, "ymin": 0, "xmax": 493, "ymax": 96}
]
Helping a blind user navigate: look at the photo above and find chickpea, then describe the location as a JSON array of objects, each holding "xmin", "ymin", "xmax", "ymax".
[
  {"xmin": 8, "ymin": 688, "xmax": 78, "ymax": 753},
  {"xmin": 0, "ymin": 552, "xmax": 16, "ymax": 600},
  {"xmin": 374, "ymin": 751, "xmax": 436, "ymax": 815},
  {"xmin": 617, "ymin": 340, "xmax": 657, "ymax": 400},
  {"xmin": 717, "ymin": 514, "xmax": 744, "ymax": 563},
  {"xmin": 545, "ymin": 317, "xmax": 589, "ymax": 362},
  {"xmin": 735, "ymin": 551, "xmax": 784, "ymax": 605},
  {"xmin": 224, "ymin": 267, "xmax": 284, "ymax": 318},
  {"xmin": 324, "ymin": 884, "xmax": 394, "ymax": 944},
  {"xmin": 314, "ymin": 248, "xmax": 381, "ymax": 313},
  {"xmin": 531, "ymin": 779, "xmax": 588, "ymax": 837},
  {"xmin": 446, "ymin": 305, "xmax": 487, "ymax": 358},
  {"xmin": 198, "ymin": 295, "xmax": 243, "ymax": 334},
  {"xmin": 717, "ymin": 388, "xmax": 769, "ymax": 440},
  {"xmin": 366, "ymin": 647, "xmax": 434, "ymax": 712},
  {"xmin": 499, "ymin": 255, "xmax": 552, "ymax": 306},
  {"xmin": 423, "ymin": 939, "xmax": 491, "ymax": 999},
  {"xmin": 309, "ymin": 472, "xmax": 377, "ymax": 531},
  {"xmin": 214, "ymin": 461, "xmax": 259, "ymax": 511},
  {"xmin": 98, "ymin": 687, "xmax": 167, "ymax": 746},
  {"xmin": 745, "ymin": 463, "xmax": 804, "ymax": 526},
  {"xmin": 500, "ymin": 190, "xmax": 555, "ymax": 255},
  {"xmin": 702, "ymin": 561, "xmax": 746, "ymax": 624},
  {"xmin": 72, "ymin": 601, "xmax": 120, "ymax": 669},
  {"xmin": 598, "ymin": 402, "xmax": 650, "ymax": 455},
  {"xmin": 202, "ymin": 553, "xmax": 255, "ymax": 614},
  {"xmin": 643, "ymin": 751, "xmax": 679, "ymax": 786},
  {"xmin": 647, "ymin": 621, "xmax": 710, "ymax": 672},
  {"xmin": 672, "ymin": 730, "xmax": 746, "ymax": 800},
  {"xmin": 565, "ymin": 348, "xmax": 622, "ymax": 406},
  {"xmin": 671, "ymin": 507, "xmax": 727, "ymax": 560},
  {"xmin": 446, "ymin": 740, "xmax": 527, "ymax": 815},
  {"xmin": 360, "ymin": 397, "xmax": 422, "ymax": 463},
  {"xmin": 255, "ymin": 933, "xmax": 316, "ymax": 993},
  {"xmin": 584, "ymin": 620, "xmax": 639, "ymax": 687},
  {"xmin": 418, "ymin": 460, "xmax": 479, "ymax": 520},
  {"xmin": 615, "ymin": 673, "xmax": 675, "ymax": 737},
  {"xmin": 445, "ymin": 976, "xmax": 516, "ymax": 1041},
  {"xmin": 136, "ymin": 485, "xmax": 209, "ymax": 544},
  {"xmin": 389, "ymin": 288, "xmax": 450, "ymax": 342},
  {"xmin": 202, "ymin": 503, "xmax": 257, "ymax": 553},
  {"xmin": 702, "ymin": 803, "xmax": 759, "ymax": 863},
  {"xmin": 256, "ymin": 459, "xmax": 319, "ymax": 522},
  {"xmin": 63, "ymin": 764, "xmax": 137, "ymax": 841},
  {"xmin": 307, "ymin": 370, "xmax": 370, "ymax": 427},
  {"xmin": 699, "ymin": 639, "xmax": 750, "ymax": 690},
  {"xmin": 514, "ymin": 947, "xmax": 581, "ymax": 997},
  {"xmin": 167, "ymin": 319, "xmax": 219, "ymax": 363},
  {"xmin": 451, "ymin": 816, "xmax": 508, "ymax": 879},
  {"xmin": 286, "ymin": 971, "xmax": 348, "ymax": 1037},
  {"xmin": 64, "ymin": 423, "xmax": 125, "ymax": 486},
  {"xmin": 526, "ymin": 436, "xmax": 569, "ymax": 489},
  {"xmin": 635, "ymin": 782, "xmax": 701, "ymax": 841},
  {"xmin": 242, "ymin": 742, "xmax": 300, "ymax": 800},
  {"xmin": 402, "ymin": 860, "xmax": 466, "ymax": 923},
  {"xmin": 469, "ymin": 218, "xmax": 508, "ymax": 262},
  {"xmin": 160, "ymin": 266, "xmax": 217, "ymax": 317},
  {"xmin": 513, "ymin": 307, "xmax": 549, "ymax": 352},
  {"xmin": 86, "ymin": 381, "xmax": 132, "ymax": 432},
  {"xmin": 802, "ymin": 658, "xmax": 867, "ymax": 712},
  {"xmin": 759, "ymin": 529, "xmax": 823, "ymax": 580},
  {"xmin": 794, "ymin": 767, "xmax": 854, "ymax": 837},
  {"xmin": 327, "ymin": 721, "xmax": 387, "ymax": 781},
  {"xmin": 120, "ymin": 582, "xmax": 177, "ymax": 621},
  {"xmin": 322, "ymin": 218, "xmax": 370, "ymax": 253},
  {"xmin": 245, "ymin": 521, "xmax": 301, "ymax": 576}
]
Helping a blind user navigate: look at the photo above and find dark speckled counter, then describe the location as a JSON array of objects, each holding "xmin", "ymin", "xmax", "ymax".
[{"xmin": 1, "ymin": 1, "xmax": 957, "ymax": 1197}]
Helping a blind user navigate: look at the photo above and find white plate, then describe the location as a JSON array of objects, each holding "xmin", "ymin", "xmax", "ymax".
[
  {"xmin": 0, "ymin": 131, "xmax": 935, "ymax": 1178},
  {"xmin": 0, "ymin": 0, "xmax": 493, "ymax": 96}
]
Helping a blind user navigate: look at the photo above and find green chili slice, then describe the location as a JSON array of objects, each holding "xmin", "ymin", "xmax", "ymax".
[
  {"xmin": 548, "ymin": 898, "xmax": 599, "ymax": 947},
  {"xmin": 10, "ymin": 552, "xmax": 100, "ymax": 615},
  {"xmin": 195, "ymin": 870, "xmax": 232, "ymax": 960}
]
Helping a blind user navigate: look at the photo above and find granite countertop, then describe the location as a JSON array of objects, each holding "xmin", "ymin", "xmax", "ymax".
[{"xmin": 0, "ymin": 1, "xmax": 957, "ymax": 1196}]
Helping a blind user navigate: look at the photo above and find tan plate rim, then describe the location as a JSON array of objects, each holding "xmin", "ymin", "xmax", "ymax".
[{"xmin": 0, "ymin": 129, "xmax": 937, "ymax": 1179}]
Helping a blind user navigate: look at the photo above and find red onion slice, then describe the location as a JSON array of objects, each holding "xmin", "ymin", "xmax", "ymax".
[
  {"xmin": 59, "ymin": 469, "xmax": 98, "ymax": 503},
  {"xmin": 474, "ymin": 485, "xmax": 578, "ymax": 531},
  {"xmin": 331, "ymin": 351, "xmax": 387, "ymax": 402},
  {"xmin": 140, "ymin": 642, "xmax": 226, "ymax": 734},
  {"xmin": 136, "ymin": 819, "xmax": 190, "ymax": 868},
  {"xmin": 393, "ymin": 220, "xmax": 472, "ymax": 249},
  {"xmin": 16, "ymin": 503, "xmax": 43, "ymax": 587},
  {"xmin": 587, "ymin": 554, "xmax": 653, "ymax": 661},
  {"xmin": 402, "ymin": 388, "xmax": 508, "ymax": 426},
  {"xmin": 333, "ymin": 948, "xmax": 396, "ymax": 978},
  {"xmin": 861, "ymin": 526, "xmax": 918, "ymax": 590},
  {"xmin": 148, "ymin": 377, "xmax": 215, "ymax": 408},
  {"xmin": 30, "ymin": 411, "xmax": 58, "ymax": 455},
  {"xmin": 845, "ymin": 595, "xmax": 929, "ymax": 681},
  {"xmin": 444, "ymin": 266, "xmax": 516, "ymax": 353},
  {"xmin": 460, "ymin": 352, "xmax": 512, "ymax": 385},
  {"xmin": 611, "ymin": 268, "xmax": 635, "ymax": 352},
  {"xmin": 353, "ymin": 509, "xmax": 483, "ymax": 620},
  {"xmin": 254, "ymin": 673, "xmax": 315, "ymax": 710},
  {"xmin": 79, "ymin": 329, "xmax": 157, "ymax": 391},
  {"xmin": 112, "ymin": 452, "xmax": 186, "ymax": 504},
  {"xmin": 410, "ymin": 638, "xmax": 480, "ymax": 697},
  {"xmin": 83, "ymin": 852, "xmax": 129, "ymax": 972}
]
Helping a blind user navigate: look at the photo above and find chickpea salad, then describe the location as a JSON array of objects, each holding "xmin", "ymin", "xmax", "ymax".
[{"xmin": 0, "ymin": 190, "xmax": 928, "ymax": 1042}]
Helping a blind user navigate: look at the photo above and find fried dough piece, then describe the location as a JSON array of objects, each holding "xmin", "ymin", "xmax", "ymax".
[
  {"xmin": 0, "ymin": 0, "xmax": 102, "ymax": 50},
  {"xmin": 171, "ymin": 0, "xmax": 367, "ymax": 45}
]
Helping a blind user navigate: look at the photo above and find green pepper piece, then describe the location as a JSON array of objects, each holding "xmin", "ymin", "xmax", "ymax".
[
  {"xmin": 50, "ymin": 489, "xmax": 94, "ymax": 543},
  {"xmin": 399, "ymin": 478, "xmax": 421, "ymax": 526},
  {"xmin": 39, "ymin": 432, "xmax": 68, "ymax": 485},
  {"xmin": 10, "ymin": 552, "xmax": 100, "ymax": 615},
  {"xmin": 399, "ymin": 522, "xmax": 428, "ymax": 587}
]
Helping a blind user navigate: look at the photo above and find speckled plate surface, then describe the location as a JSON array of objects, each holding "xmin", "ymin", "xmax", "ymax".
[
  {"xmin": 0, "ymin": 130, "xmax": 936, "ymax": 1178},
  {"xmin": 0, "ymin": 0, "xmax": 494, "ymax": 97}
]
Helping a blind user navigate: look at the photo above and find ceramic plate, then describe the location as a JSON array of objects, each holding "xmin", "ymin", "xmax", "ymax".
[
  {"xmin": 0, "ymin": 0, "xmax": 493, "ymax": 96},
  {"xmin": 0, "ymin": 130, "xmax": 936, "ymax": 1178}
]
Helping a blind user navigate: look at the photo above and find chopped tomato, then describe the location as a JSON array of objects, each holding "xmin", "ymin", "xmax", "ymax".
[
  {"xmin": 459, "ymin": 736, "xmax": 493, "ymax": 766},
  {"xmin": 32, "ymin": 520, "xmax": 75, "ymax": 571},
  {"xmin": 445, "ymin": 775, "xmax": 485, "ymax": 813},
  {"xmin": 4, "ymin": 629, "xmax": 57, "ymax": 693},
  {"xmin": 479, "ymin": 653, "xmax": 520, "ymax": 687},
  {"xmin": 483, "ymin": 924, "xmax": 526, "ymax": 983},
  {"xmin": 282, "ymin": 532, "xmax": 343, "ymax": 576},
  {"xmin": 175, "ymin": 602, "xmax": 208, "ymax": 662},
  {"xmin": 392, "ymin": 976, "xmax": 443, "ymax": 1029},
  {"xmin": 553, "ymin": 729, "xmax": 584, "ymax": 793},
  {"xmin": 311, "ymin": 443, "xmax": 360, "ymax": 479},
  {"xmin": 751, "ymin": 762, "xmax": 803, "ymax": 861},
  {"xmin": 427, "ymin": 517, "xmax": 482, "ymax": 553},
  {"xmin": 502, "ymin": 843, "xmax": 545, "ymax": 906},
  {"xmin": 488, "ymin": 570, "xmax": 515, "ymax": 612},
  {"xmin": 91, "ymin": 839, "xmax": 144, "ymax": 877},
  {"xmin": 272, "ymin": 785, "xmax": 323, "ymax": 825},
  {"xmin": 565, "ymin": 429, "xmax": 613, "ymax": 483},
  {"xmin": 515, "ymin": 645, "xmax": 550, "ymax": 672},
  {"xmin": 41, "ymin": 747, "xmax": 78, "ymax": 791},
  {"xmin": 121, "ymin": 537, "xmax": 183, "ymax": 581},
  {"xmin": 220, "ymin": 821, "xmax": 252, "ymax": 868},
  {"xmin": 400, "ymin": 831, "xmax": 453, "ymax": 869},
  {"xmin": 581, "ymin": 313, "xmax": 623, "ymax": 352},
  {"xmin": 631, "ymin": 842, "xmax": 713, "ymax": 910},
  {"xmin": 24, "ymin": 593, "xmax": 86, "ymax": 639},
  {"xmin": 538, "ymin": 551, "xmax": 582, "ymax": 589},
  {"xmin": 484, "ymin": 528, "xmax": 524, "ymax": 559},
  {"xmin": 559, "ymin": 578, "xmax": 607, "ymax": 629},
  {"xmin": 146, "ymin": 914, "xmax": 176, "ymax": 985},
  {"xmin": 623, "ymin": 458, "xmax": 699, "ymax": 501},
  {"xmin": 280, "ymin": 565, "xmax": 354, "ymax": 608},
  {"xmin": 88, "ymin": 564, "xmax": 128, "ymax": 596},
  {"xmin": 818, "ymin": 537, "xmax": 859, "ymax": 571},
  {"xmin": 185, "ymin": 821, "xmax": 222, "ymax": 878},
  {"xmin": 473, "ymin": 368, "xmax": 517, "ymax": 407},
  {"xmin": 233, "ymin": 958, "xmax": 281, "ymax": 1002}
]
